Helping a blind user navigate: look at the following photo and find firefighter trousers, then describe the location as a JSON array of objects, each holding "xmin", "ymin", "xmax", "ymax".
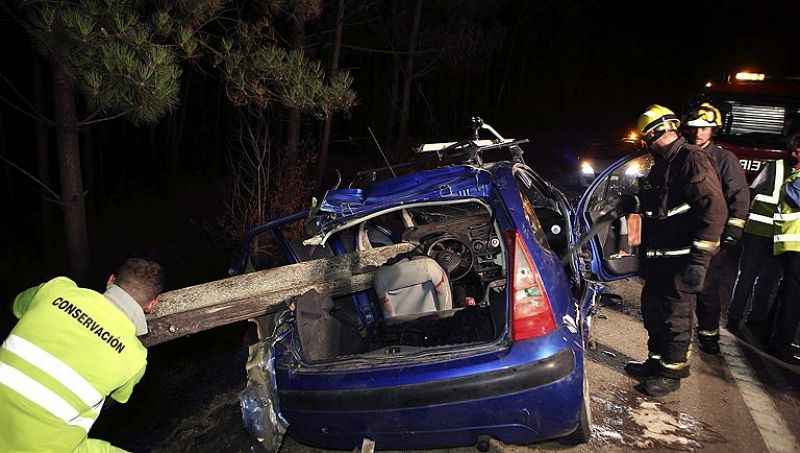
[
  {"xmin": 767, "ymin": 252, "xmax": 800, "ymax": 350},
  {"xmin": 727, "ymin": 233, "xmax": 782, "ymax": 325},
  {"xmin": 641, "ymin": 259, "xmax": 708, "ymax": 379},
  {"xmin": 696, "ymin": 247, "xmax": 737, "ymax": 336}
]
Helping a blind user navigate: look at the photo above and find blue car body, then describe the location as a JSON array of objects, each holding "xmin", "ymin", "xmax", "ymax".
[{"xmin": 232, "ymin": 138, "xmax": 621, "ymax": 450}]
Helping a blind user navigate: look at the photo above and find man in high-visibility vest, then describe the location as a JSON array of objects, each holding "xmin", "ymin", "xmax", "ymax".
[
  {"xmin": 683, "ymin": 103, "xmax": 749, "ymax": 355},
  {"xmin": 765, "ymin": 135, "xmax": 800, "ymax": 365},
  {"xmin": 0, "ymin": 258, "xmax": 164, "ymax": 452},
  {"xmin": 726, "ymin": 152, "xmax": 791, "ymax": 337}
]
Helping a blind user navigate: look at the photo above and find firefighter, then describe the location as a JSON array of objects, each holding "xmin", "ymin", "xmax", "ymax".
[
  {"xmin": 0, "ymin": 258, "xmax": 164, "ymax": 453},
  {"xmin": 765, "ymin": 134, "xmax": 800, "ymax": 365},
  {"xmin": 683, "ymin": 103, "xmax": 749, "ymax": 354},
  {"xmin": 606, "ymin": 105, "xmax": 727, "ymax": 397},
  {"xmin": 726, "ymin": 155, "xmax": 790, "ymax": 337}
]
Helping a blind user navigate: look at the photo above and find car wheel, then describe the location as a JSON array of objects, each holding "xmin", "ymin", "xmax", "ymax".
[{"xmin": 559, "ymin": 352, "xmax": 592, "ymax": 445}]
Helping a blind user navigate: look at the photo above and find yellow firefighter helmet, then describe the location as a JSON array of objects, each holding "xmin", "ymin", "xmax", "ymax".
[
  {"xmin": 685, "ymin": 102, "xmax": 723, "ymax": 128},
  {"xmin": 637, "ymin": 104, "xmax": 681, "ymax": 138}
]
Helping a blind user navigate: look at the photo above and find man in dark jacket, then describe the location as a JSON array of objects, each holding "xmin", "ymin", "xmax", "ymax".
[
  {"xmin": 683, "ymin": 103, "xmax": 750, "ymax": 354},
  {"xmin": 609, "ymin": 105, "xmax": 727, "ymax": 397}
]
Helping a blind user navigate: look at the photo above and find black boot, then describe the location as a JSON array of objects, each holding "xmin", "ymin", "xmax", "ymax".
[
  {"xmin": 624, "ymin": 358, "xmax": 660, "ymax": 378},
  {"xmin": 697, "ymin": 335, "xmax": 720, "ymax": 355},
  {"xmin": 642, "ymin": 376, "xmax": 681, "ymax": 397}
]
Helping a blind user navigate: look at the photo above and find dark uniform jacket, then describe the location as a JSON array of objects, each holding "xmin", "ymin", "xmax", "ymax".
[
  {"xmin": 639, "ymin": 137, "xmax": 727, "ymax": 265},
  {"xmin": 704, "ymin": 143, "xmax": 750, "ymax": 239}
]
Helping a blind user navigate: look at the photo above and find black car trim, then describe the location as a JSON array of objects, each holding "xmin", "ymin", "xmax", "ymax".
[{"xmin": 278, "ymin": 348, "xmax": 575, "ymax": 411}]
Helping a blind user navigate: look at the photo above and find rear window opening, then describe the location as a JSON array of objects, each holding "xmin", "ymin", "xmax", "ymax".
[{"xmin": 287, "ymin": 200, "xmax": 509, "ymax": 363}]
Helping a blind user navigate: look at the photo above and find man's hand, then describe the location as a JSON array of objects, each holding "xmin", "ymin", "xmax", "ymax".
[{"xmin": 597, "ymin": 194, "xmax": 638, "ymax": 219}]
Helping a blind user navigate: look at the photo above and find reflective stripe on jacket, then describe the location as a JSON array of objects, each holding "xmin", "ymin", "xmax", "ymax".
[
  {"xmin": 639, "ymin": 137, "xmax": 727, "ymax": 262},
  {"xmin": 706, "ymin": 144, "xmax": 749, "ymax": 239},
  {"xmin": 746, "ymin": 159, "xmax": 785, "ymax": 238},
  {"xmin": 0, "ymin": 277, "xmax": 147, "ymax": 453},
  {"xmin": 774, "ymin": 170, "xmax": 800, "ymax": 255}
]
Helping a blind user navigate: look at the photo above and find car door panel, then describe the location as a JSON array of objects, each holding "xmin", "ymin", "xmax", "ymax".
[{"xmin": 577, "ymin": 152, "xmax": 654, "ymax": 281}]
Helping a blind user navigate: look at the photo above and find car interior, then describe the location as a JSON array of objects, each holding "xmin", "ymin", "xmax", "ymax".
[{"xmin": 278, "ymin": 201, "xmax": 510, "ymax": 362}]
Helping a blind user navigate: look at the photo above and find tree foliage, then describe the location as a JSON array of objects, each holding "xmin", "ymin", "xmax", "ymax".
[{"xmin": 18, "ymin": 0, "xmax": 356, "ymax": 124}]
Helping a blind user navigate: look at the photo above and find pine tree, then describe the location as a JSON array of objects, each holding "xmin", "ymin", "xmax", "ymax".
[{"xmin": 8, "ymin": 0, "xmax": 355, "ymax": 283}]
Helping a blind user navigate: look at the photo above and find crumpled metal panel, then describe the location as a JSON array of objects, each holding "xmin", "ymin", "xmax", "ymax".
[
  {"xmin": 319, "ymin": 165, "xmax": 491, "ymax": 220},
  {"xmin": 240, "ymin": 312, "xmax": 291, "ymax": 452}
]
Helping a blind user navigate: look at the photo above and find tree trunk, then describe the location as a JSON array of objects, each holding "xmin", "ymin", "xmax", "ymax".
[
  {"xmin": 385, "ymin": 56, "xmax": 401, "ymax": 152},
  {"xmin": 81, "ymin": 125, "xmax": 94, "ymax": 218},
  {"xmin": 286, "ymin": 19, "xmax": 306, "ymax": 167},
  {"xmin": 214, "ymin": 84, "xmax": 223, "ymax": 168},
  {"xmin": 32, "ymin": 55, "xmax": 56, "ymax": 252},
  {"xmin": 394, "ymin": 0, "xmax": 422, "ymax": 161},
  {"xmin": 52, "ymin": 58, "xmax": 91, "ymax": 284},
  {"xmin": 316, "ymin": 0, "xmax": 345, "ymax": 186},
  {"xmin": 166, "ymin": 70, "xmax": 193, "ymax": 195}
]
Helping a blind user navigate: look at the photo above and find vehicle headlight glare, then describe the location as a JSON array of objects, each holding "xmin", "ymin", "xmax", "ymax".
[{"xmin": 581, "ymin": 162, "xmax": 594, "ymax": 174}]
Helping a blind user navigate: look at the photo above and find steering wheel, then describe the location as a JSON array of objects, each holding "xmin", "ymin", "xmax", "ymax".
[{"xmin": 424, "ymin": 235, "xmax": 474, "ymax": 281}]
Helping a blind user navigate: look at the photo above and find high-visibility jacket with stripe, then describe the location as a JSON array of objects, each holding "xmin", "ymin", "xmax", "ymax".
[
  {"xmin": 705, "ymin": 143, "xmax": 749, "ymax": 239},
  {"xmin": 0, "ymin": 277, "xmax": 147, "ymax": 453},
  {"xmin": 639, "ymin": 137, "xmax": 727, "ymax": 263},
  {"xmin": 745, "ymin": 159, "xmax": 785, "ymax": 238},
  {"xmin": 774, "ymin": 170, "xmax": 800, "ymax": 255}
]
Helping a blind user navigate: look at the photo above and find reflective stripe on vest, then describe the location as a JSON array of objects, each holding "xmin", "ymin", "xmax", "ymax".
[
  {"xmin": 2, "ymin": 334, "xmax": 103, "ymax": 412},
  {"xmin": 774, "ymin": 170, "xmax": 800, "ymax": 254},
  {"xmin": 0, "ymin": 362, "xmax": 97, "ymax": 432},
  {"xmin": 774, "ymin": 211, "xmax": 800, "ymax": 222},
  {"xmin": 753, "ymin": 160, "xmax": 785, "ymax": 204},
  {"xmin": 747, "ymin": 160, "xmax": 785, "ymax": 237},
  {"xmin": 748, "ymin": 213, "xmax": 774, "ymax": 225},
  {"xmin": 0, "ymin": 334, "xmax": 103, "ymax": 431}
]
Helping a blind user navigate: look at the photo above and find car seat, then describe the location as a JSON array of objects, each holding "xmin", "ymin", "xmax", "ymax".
[{"xmin": 373, "ymin": 256, "xmax": 453, "ymax": 318}]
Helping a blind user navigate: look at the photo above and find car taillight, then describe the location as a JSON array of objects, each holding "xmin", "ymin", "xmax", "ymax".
[{"xmin": 505, "ymin": 229, "xmax": 557, "ymax": 341}]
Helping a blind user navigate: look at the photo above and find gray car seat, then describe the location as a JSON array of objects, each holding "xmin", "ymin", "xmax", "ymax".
[{"xmin": 373, "ymin": 256, "xmax": 453, "ymax": 318}]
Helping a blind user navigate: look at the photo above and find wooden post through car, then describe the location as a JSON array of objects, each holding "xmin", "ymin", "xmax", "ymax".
[{"xmin": 140, "ymin": 243, "xmax": 414, "ymax": 347}]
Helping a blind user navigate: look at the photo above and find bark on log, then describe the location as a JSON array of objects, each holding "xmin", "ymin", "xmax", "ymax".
[{"xmin": 141, "ymin": 243, "xmax": 414, "ymax": 346}]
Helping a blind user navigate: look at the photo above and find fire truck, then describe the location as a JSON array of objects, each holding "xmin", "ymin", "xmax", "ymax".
[{"xmin": 690, "ymin": 71, "xmax": 800, "ymax": 181}]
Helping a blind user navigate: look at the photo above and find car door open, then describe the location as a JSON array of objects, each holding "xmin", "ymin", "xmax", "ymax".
[{"xmin": 577, "ymin": 153, "xmax": 654, "ymax": 281}]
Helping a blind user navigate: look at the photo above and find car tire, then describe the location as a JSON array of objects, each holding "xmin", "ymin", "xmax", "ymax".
[{"xmin": 559, "ymin": 353, "xmax": 592, "ymax": 445}]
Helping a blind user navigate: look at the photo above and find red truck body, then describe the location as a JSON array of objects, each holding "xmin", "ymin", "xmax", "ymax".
[{"xmin": 694, "ymin": 72, "xmax": 800, "ymax": 181}]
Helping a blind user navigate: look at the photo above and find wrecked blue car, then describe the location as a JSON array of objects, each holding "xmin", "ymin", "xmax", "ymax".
[{"xmin": 232, "ymin": 120, "xmax": 631, "ymax": 450}]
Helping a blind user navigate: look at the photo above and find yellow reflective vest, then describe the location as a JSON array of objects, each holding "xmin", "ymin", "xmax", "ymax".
[
  {"xmin": 774, "ymin": 170, "xmax": 800, "ymax": 255},
  {"xmin": 0, "ymin": 277, "xmax": 147, "ymax": 452},
  {"xmin": 745, "ymin": 159, "xmax": 785, "ymax": 238}
]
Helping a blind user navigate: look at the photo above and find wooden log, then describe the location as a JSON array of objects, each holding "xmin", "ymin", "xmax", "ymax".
[{"xmin": 141, "ymin": 243, "xmax": 414, "ymax": 346}]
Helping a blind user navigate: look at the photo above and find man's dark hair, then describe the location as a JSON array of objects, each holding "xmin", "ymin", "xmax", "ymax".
[{"xmin": 115, "ymin": 258, "xmax": 165, "ymax": 305}]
